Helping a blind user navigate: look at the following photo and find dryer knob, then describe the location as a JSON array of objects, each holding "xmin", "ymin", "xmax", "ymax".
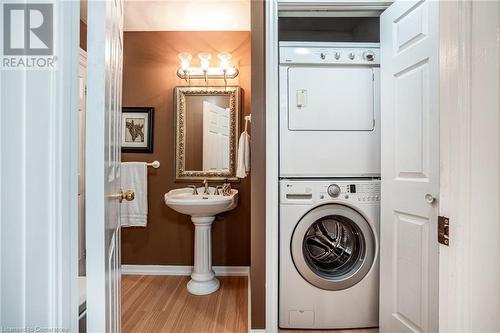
[
  {"xmin": 348, "ymin": 52, "xmax": 356, "ymax": 60},
  {"xmin": 327, "ymin": 184, "xmax": 341, "ymax": 198},
  {"xmin": 363, "ymin": 50, "xmax": 375, "ymax": 61}
]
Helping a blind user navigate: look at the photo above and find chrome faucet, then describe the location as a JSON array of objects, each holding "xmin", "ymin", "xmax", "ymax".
[
  {"xmin": 202, "ymin": 179, "xmax": 210, "ymax": 194},
  {"xmin": 187, "ymin": 185, "xmax": 198, "ymax": 195},
  {"xmin": 215, "ymin": 185, "xmax": 224, "ymax": 195}
]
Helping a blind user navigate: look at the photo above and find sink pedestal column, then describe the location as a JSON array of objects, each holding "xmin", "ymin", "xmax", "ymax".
[{"xmin": 187, "ymin": 216, "xmax": 220, "ymax": 295}]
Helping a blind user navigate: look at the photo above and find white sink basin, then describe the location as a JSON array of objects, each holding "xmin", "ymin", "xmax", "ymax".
[
  {"xmin": 164, "ymin": 187, "xmax": 238, "ymax": 217},
  {"xmin": 164, "ymin": 186, "xmax": 238, "ymax": 296}
]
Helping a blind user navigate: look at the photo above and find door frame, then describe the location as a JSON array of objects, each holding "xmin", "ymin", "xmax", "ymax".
[
  {"xmin": 265, "ymin": 0, "xmax": 279, "ymax": 331},
  {"xmin": 265, "ymin": 1, "xmax": 500, "ymax": 332},
  {"xmin": 438, "ymin": 1, "xmax": 500, "ymax": 332}
]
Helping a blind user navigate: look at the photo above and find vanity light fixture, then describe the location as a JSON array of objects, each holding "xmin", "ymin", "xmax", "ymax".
[
  {"xmin": 217, "ymin": 52, "xmax": 232, "ymax": 71},
  {"xmin": 198, "ymin": 52, "xmax": 211, "ymax": 81},
  {"xmin": 217, "ymin": 52, "xmax": 232, "ymax": 85},
  {"xmin": 176, "ymin": 51, "xmax": 239, "ymax": 82},
  {"xmin": 178, "ymin": 52, "xmax": 193, "ymax": 82},
  {"xmin": 198, "ymin": 52, "xmax": 212, "ymax": 71}
]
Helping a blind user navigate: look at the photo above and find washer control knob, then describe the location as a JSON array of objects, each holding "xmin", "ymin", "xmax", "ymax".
[
  {"xmin": 348, "ymin": 52, "xmax": 356, "ymax": 60},
  {"xmin": 327, "ymin": 184, "xmax": 341, "ymax": 198},
  {"xmin": 363, "ymin": 50, "xmax": 375, "ymax": 61},
  {"xmin": 320, "ymin": 52, "xmax": 326, "ymax": 60},
  {"xmin": 334, "ymin": 51, "xmax": 341, "ymax": 60}
]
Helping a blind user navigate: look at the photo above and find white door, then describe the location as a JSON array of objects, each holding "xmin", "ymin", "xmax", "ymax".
[
  {"xmin": 380, "ymin": 1, "xmax": 439, "ymax": 332},
  {"xmin": 86, "ymin": 1, "xmax": 125, "ymax": 332},
  {"xmin": 202, "ymin": 101, "xmax": 230, "ymax": 171}
]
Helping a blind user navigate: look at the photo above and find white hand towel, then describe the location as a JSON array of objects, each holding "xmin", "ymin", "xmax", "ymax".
[
  {"xmin": 120, "ymin": 162, "xmax": 148, "ymax": 227},
  {"xmin": 236, "ymin": 131, "xmax": 250, "ymax": 178}
]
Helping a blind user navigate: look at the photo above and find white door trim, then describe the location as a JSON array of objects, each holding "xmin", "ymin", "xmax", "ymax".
[
  {"xmin": 439, "ymin": 1, "xmax": 500, "ymax": 332},
  {"xmin": 438, "ymin": 2, "xmax": 473, "ymax": 330},
  {"xmin": 265, "ymin": 1, "xmax": 280, "ymax": 332}
]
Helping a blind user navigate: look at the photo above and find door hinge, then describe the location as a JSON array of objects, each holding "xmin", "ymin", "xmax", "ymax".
[{"xmin": 438, "ymin": 216, "xmax": 449, "ymax": 246}]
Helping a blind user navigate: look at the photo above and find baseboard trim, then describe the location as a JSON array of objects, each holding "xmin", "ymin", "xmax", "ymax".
[
  {"xmin": 121, "ymin": 264, "xmax": 249, "ymax": 276},
  {"xmin": 249, "ymin": 330, "xmax": 266, "ymax": 333}
]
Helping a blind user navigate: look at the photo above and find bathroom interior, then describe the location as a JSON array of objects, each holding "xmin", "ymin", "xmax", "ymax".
[
  {"xmin": 78, "ymin": 0, "xmax": 432, "ymax": 332},
  {"xmin": 78, "ymin": 1, "xmax": 256, "ymax": 332}
]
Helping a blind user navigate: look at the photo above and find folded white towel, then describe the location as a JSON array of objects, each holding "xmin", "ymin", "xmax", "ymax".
[
  {"xmin": 120, "ymin": 162, "xmax": 148, "ymax": 227},
  {"xmin": 236, "ymin": 131, "xmax": 250, "ymax": 178}
]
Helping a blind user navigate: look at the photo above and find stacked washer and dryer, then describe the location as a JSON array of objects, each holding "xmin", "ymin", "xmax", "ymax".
[{"xmin": 279, "ymin": 42, "xmax": 381, "ymax": 329}]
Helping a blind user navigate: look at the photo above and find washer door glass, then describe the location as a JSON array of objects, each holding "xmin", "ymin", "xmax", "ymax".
[
  {"xmin": 291, "ymin": 204, "xmax": 375, "ymax": 291},
  {"xmin": 303, "ymin": 215, "xmax": 364, "ymax": 279}
]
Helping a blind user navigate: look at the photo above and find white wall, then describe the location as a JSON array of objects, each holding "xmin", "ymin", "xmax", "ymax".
[{"xmin": 123, "ymin": 0, "xmax": 251, "ymax": 31}]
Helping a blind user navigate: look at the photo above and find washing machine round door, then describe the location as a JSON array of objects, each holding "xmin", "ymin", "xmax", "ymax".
[{"xmin": 291, "ymin": 204, "xmax": 376, "ymax": 291}]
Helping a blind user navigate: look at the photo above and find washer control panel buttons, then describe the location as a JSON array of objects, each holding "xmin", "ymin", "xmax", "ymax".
[
  {"xmin": 327, "ymin": 184, "xmax": 341, "ymax": 198},
  {"xmin": 363, "ymin": 50, "xmax": 375, "ymax": 61},
  {"xmin": 280, "ymin": 44, "xmax": 380, "ymax": 65}
]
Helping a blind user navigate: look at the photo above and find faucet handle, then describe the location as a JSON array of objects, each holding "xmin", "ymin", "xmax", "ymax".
[
  {"xmin": 202, "ymin": 179, "xmax": 210, "ymax": 194},
  {"xmin": 215, "ymin": 185, "xmax": 224, "ymax": 195},
  {"xmin": 187, "ymin": 185, "xmax": 198, "ymax": 195}
]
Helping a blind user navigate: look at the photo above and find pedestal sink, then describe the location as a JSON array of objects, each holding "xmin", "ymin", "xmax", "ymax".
[{"xmin": 164, "ymin": 187, "xmax": 238, "ymax": 295}]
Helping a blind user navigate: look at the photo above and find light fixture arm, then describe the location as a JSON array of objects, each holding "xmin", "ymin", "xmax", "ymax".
[{"xmin": 176, "ymin": 67, "xmax": 239, "ymax": 80}]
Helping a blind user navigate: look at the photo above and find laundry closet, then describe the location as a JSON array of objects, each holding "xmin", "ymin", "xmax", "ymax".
[{"xmin": 274, "ymin": 2, "xmax": 440, "ymax": 332}]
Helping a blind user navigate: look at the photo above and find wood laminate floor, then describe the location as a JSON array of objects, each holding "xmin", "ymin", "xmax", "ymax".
[
  {"xmin": 121, "ymin": 275, "xmax": 248, "ymax": 333},
  {"xmin": 121, "ymin": 275, "xmax": 378, "ymax": 333}
]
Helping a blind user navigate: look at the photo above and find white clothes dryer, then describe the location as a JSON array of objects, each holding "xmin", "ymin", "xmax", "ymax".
[
  {"xmin": 279, "ymin": 42, "xmax": 381, "ymax": 177},
  {"xmin": 279, "ymin": 179, "xmax": 380, "ymax": 329}
]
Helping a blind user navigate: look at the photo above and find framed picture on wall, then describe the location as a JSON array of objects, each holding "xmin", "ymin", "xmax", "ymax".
[{"xmin": 121, "ymin": 107, "xmax": 154, "ymax": 153}]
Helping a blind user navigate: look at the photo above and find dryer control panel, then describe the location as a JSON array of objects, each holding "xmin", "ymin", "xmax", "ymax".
[
  {"xmin": 281, "ymin": 179, "xmax": 381, "ymax": 205},
  {"xmin": 280, "ymin": 42, "xmax": 380, "ymax": 65}
]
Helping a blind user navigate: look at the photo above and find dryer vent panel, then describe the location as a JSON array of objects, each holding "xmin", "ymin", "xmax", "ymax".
[{"xmin": 278, "ymin": 17, "xmax": 380, "ymax": 43}]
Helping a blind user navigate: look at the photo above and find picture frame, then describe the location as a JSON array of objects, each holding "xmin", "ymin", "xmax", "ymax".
[{"xmin": 121, "ymin": 107, "xmax": 154, "ymax": 153}]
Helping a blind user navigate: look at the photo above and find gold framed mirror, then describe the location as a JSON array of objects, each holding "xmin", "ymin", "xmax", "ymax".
[{"xmin": 174, "ymin": 86, "xmax": 241, "ymax": 181}]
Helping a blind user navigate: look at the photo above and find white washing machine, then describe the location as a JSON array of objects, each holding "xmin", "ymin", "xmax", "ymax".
[
  {"xmin": 279, "ymin": 179, "xmax": 380, "ymax": 329},
  {"xmin": 279, "ymin": 42, "xmax": 381, "ymax": 178}
]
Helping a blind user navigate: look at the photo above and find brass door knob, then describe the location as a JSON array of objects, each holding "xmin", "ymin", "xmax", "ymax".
[
  {"xmin": 111, "ymin": 189, "xmax": 135, "ymax": 203},
  {"xmin": 122, "ymin": 190, "xmax": 135, "ymax": 202}
]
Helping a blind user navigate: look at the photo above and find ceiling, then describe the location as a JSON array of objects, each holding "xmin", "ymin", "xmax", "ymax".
[
  {"xmin": 123, "ymin": 0, "xmax": 250, "ymax": 31},
  {"xmin": 81, "ymin": 1, "xmax": 250, "ymax": 31}
]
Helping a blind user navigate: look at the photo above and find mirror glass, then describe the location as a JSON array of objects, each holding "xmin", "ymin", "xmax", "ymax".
[{"xmin": 175, "ymin": 87, "xmax": 240, "ymax": 181}]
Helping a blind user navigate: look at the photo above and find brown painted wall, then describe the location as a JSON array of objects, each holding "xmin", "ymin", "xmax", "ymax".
[
  {"xmin": 80, "ymin": 20, "xmax": 87, "ymax": 51},
  {"xmin": 121, "ymin": 31, "xmax": 251, "ymax": 267},
  {"xmin": 250, "ymin": 1, "xmax": 266, "ymax": 329}
]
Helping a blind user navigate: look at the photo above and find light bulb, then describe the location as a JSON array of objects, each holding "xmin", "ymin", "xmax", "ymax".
[
  {"xmin": 178, "ymin": 52, "xmax": 192, "ymax": 71},
  {"xmin": 217, "ymin": 52, "xmax": 232, "ymax": 71},
  {"xmin": 198, "ymin": 52, "xmax": 212, "ymax": 71}
]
